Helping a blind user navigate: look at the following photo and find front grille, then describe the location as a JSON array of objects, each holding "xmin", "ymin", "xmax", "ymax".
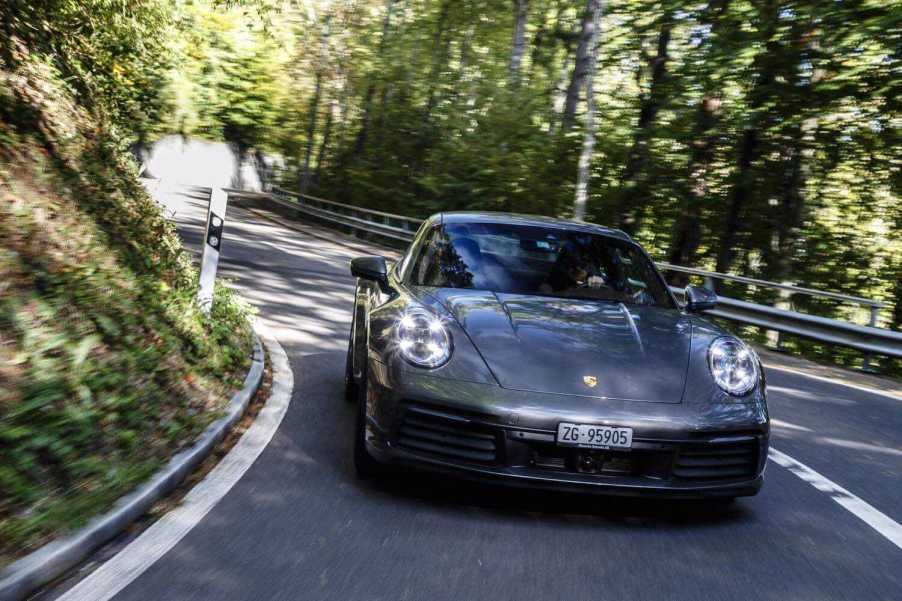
[
  {"xmin": 397, "ymin": 404, "xmax": 499, "ymax": 464},
  {"xmin": 672, "ymin": 437, "xmax": 759, "ymax": 482}
]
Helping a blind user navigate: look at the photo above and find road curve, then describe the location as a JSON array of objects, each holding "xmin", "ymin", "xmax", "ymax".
[{"xmin": 77, "ymin": 185, "xmax": 902, "ymax": 600}]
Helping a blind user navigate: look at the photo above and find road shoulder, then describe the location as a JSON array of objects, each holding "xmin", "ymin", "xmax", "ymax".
[{"xmin": 758, "ymin": 347, "xmax": 902, "ymax": 400}]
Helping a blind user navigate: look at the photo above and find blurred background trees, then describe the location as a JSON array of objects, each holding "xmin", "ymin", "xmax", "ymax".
[{"xmin": 2, "ymin": 0, "xmax": 900, "ymax": 344}]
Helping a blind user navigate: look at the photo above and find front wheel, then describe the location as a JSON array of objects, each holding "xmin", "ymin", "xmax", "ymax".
[
  {"xmin": 353, "ymin": 359, "xmax": 383, "ymax": 479},
  {"xmin": 343, "ymin": 306, "xmax": 358, "ymax": 403},
  {"xmin": 344, "ymin": 339, "xmax": 357, "ymax": 403}
]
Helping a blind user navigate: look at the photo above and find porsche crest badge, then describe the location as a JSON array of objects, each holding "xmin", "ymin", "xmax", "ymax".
[{"xmin": 583, "ymin": 375, "xmax": 598, "ymax": 388}]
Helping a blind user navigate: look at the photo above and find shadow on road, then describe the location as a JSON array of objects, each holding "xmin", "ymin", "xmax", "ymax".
[{"xmin": 367, "ymin": 472, "xmax": 749, "ymax": 528}]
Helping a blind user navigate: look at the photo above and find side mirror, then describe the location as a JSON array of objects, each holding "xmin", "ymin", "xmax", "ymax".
[
  {"xmin": 685, "ymin": 285, "xmax": 717, "ymax": 313},
  {"xmin": 350, "ymin": 255, "xmax": 392, "ymax": 293}
]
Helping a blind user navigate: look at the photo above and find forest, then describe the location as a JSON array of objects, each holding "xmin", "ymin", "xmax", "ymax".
[{"xmin": 3, "ymin": 0, "xmax": 901, "ymax": 348}]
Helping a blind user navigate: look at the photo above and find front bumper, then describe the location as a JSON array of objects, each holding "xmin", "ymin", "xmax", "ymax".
[{"xmin": 364, "ymin": 362, "xmax": 769, "ymax": 498}]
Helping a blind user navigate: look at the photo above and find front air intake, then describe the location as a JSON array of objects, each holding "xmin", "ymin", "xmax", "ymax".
[
  {"xmin": 672, "ymin": 436, "xmax": 760, "ymax": 482},
  {"xmin": 397, "ymin": 403, "xmax": 499, "ymax": 464}
]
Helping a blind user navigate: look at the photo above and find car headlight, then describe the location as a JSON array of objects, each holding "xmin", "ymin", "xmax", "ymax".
[
  {"xmin": 707, "ymin": 337, "xmax": 758, "ymax": 396},
  {"xmin": 396, "ymin": 308, "xmax": 452, "ymax": 368}
]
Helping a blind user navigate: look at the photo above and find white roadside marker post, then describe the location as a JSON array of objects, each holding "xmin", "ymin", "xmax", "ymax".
[{"xmin": 197, "ymin": 188, "xmax": 228, "ymax": 314}]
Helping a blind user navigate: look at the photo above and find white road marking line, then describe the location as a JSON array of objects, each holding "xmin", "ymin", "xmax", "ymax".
[
  {"xmin": 815, "ymin": 437, "xmax": 902, "ymax": 459},
  {"xmin": 766, "ymin": 385, "xmax": 820, "ymax": 401},
  {"xmin": 769, "ymin": 418, "xmax": 812, "ymax": 432},
  {"xmin": 769, "ymin": 447, "xmax": 902, "ymax": 550},
  {"xmin": 764, "ymin": 364, "xmax": 902, "ymax": 402},
  {"xmin": 58, "ymin": 322, "xmax": 294, "ymax": 601}
]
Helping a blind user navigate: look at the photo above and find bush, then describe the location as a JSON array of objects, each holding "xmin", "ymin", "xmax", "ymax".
[{"xmin": 0, "ymin": 48, "xmax": 253, "ymax": 564}]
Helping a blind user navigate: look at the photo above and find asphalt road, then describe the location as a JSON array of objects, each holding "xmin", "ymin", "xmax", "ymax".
[{"xmin": 109, "ymin": 184, "xmax": 901, "ymax": 600}]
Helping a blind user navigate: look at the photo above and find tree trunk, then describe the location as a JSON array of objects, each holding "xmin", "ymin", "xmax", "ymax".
[
  {"xmin": 352, "ymin": 0, "xmax": 396, "ymax": 157},
  {"xmin": 300, "ymin": 81, "xmax": 322, "ymax": 194},
  {"xmin": 615, "ymin": 11, "xmax": 673, "ymax": 234},
  {"xmin": 425, "ymin": 0, "xmax": 453, "ymax": 115},
  {"xmin": 765, "ymin": 122, "xmax": 808, "ymax": 281},
  {"xmin": 299, "ymin": 16, "xmax": 331, "ymax": 195},
  {"xmin": 253, "ymin": 148, "xmax": 269, "ymax": 191},
  {"xmin": 314, "ymin": 98, "xmax": 336, "ymax": 184},
  {"xmin": 667, "ymin": 0, "xmax": 730, "ymax": 278},
  {"xmin": 667, "ymin": 99, "xmax": 721, "ymax": 277},
  {"xmin": 509, "ymin": 0, "xmax": 529, "ymax": 88},
  {"xmin": 548, "ymin": 30, "xmax": 574, "ymax": 134},
  {"xmin": 764, "ymin": 26, "xmax": 823, "ymax": 283},
  {"xmin": 715, "ymin": 126, "xmax": 757, "ymax": 275},
  {"xmin": 715, "ymin": 2, "xmax": 780, "ymax": 276},
  {"xmin": 525, "ymin": 2, "xmax": 550, "ymax": 84},
  {"xmin": 573, "ymin": 0, "xmax": 604, "ymax": 220},
  {"xmin": 561, "ymin": 0, "xmax": 600, "ymax": 134}
]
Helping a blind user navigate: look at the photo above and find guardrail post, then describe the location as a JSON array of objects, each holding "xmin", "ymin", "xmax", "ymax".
[
  {"xmin": 768, "ymin": 284, "xmax": 794, "ymax": 350},
  {"xmin": 862, "ymin": 306, "xmax": 879, "ymax": 372}
]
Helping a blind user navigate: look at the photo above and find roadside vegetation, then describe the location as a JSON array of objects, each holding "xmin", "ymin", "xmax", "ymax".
[{"xmin": 0, "ymin": 2, "xmax": 253, "ymax": 564}]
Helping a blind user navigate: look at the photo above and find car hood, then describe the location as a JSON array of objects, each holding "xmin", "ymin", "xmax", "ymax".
[{"xmin": 426, "ymin": 289, "xmax": 692, "ymax": 403}]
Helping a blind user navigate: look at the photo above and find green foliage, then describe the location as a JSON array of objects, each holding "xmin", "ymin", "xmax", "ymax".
[
  {"xmin": 154, "ymin": 2, "xmax": 292, "ymax": 149},
  {"xmin": 150, "ymin": 0, "xmax": 898, "ymax": 367},
  {"xmin": 0, "ymin": 26, "xmax": 253, "ymax": 562},
  {"xmin": 0, "ymin": 0, "xmax": 177, "ymax": 142},
  {"xmin": 242, "ymin": 0, "xmax": 898, "ymax": 363},
  {"xmin": 217, "ymin": 40, "xmax": 281, "ymax": 152}
]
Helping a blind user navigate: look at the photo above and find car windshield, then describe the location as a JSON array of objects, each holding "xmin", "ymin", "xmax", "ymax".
[{"xmin": 408, "ymin": 222, "xmax": 674, "ymax": 308}]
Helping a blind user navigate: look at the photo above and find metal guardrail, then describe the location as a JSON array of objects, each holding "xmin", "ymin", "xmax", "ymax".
[
  {"xmin": 269, "ymin": 187, "xmax": 419, "ymax": 244},
  {"xmin": 669, "ymin": 290, "xmax": 901, "ymax": 358},
  {"xmin": 234, "ymin": 186, "xmax": 900, "ymax": 360},
  {"xmin": 656, "ymin": 263, "xmax": 887, "ymax": 311}
]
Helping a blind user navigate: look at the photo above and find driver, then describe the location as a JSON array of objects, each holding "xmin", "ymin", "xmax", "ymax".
[{"xmin": 542, "ymin": 241, "xmax": 591, "ymax": 293}]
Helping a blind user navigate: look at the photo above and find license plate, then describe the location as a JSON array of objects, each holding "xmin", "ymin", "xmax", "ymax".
[{"xmin": 557, "ymin": 423, "xmax": 633, "ymax": 449}]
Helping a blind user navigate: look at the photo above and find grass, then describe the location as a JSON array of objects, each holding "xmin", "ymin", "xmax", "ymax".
[{"xmin": 0, "ymin": 57, "xmax": 253, "ymax": 565}]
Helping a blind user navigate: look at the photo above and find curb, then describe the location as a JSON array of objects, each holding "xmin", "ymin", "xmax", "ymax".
[{"xmin": 0, "ymin": 331, "xmax": 266, "ymax": 601}]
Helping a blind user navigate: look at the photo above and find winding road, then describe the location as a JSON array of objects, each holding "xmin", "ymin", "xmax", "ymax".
[{"xmin": 61, "ymin": 183, "xmax": 902, "ymax": 600}]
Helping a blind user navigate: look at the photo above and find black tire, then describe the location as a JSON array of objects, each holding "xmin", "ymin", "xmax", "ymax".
[
  {"xmin": 343, "ymin": 305, "xmax": 358, "ymax": 403},
  {"xmin": 353, "ymin": 359, "xmax": 383, "ymax": 479},
  {"xmin": 344, "ymin": 338, "xmax": 357, "ymax": 403}
]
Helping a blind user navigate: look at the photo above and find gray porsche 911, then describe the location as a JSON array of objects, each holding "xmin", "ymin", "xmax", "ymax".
[{"xmin": 345, "ymin": 212, "xmax": 769, "ymax": 499}]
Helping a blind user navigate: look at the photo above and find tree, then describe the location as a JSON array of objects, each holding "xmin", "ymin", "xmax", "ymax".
[
  {"xmin": 561, "ymin": 0, "xmax": 600, "ymax": 134},
  {"xmin": 0, "ymin": 0, "xmax": 176, "ymax": 141},
  {"xmin": 353, "ymin": 0, "xmax": 397, "ymax": 158},
  {"xmin": 139, "ymin": 0, "xmax": 900, "ymax": 352},
  {"xmin": 614, "ymin": 8, "xmax": 674, "ymax": 234},
  {"xmin": 300, "ymin": 14, "xmax": 333, "ymax": 194},
  {"xmin": 715, "ymin": 0, "xmax": 782, "ymax": 276},
  {"xmin": 573, "ymin": 0, "xmax": 604, "ymax": 221},
  {"xmin": 216, "ymin": 39, "xmax": 279, "ymax": 186},
  {"xmin": 666, "ymin": 0, "xmax": 732, "ymax": 276},
  {"xmin": 509, "ymin": 0, "xmax": 529, "ymax": 87}
]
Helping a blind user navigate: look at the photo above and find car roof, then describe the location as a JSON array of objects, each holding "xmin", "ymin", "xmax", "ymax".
[{"xmin": 429, "ymin": 211, "xmax": 633, "ymax": 242}]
